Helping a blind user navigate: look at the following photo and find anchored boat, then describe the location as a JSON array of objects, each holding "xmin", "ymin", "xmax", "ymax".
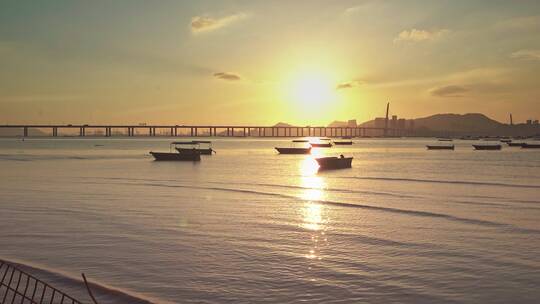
[
  {"xmin": 334, "ymin": 141, "xmax": 353, "ymax": 145},
  {"xmin": 316, "ymin": 155, "xmax": 353, "ymax": 170},
  {"xmin": 427, "ymin": 145, "xmax": 454, "ymax": 150},
  {"xmin": 150, "ymin": 142, "xmax": 201, "ymax": 161},
  {"xmin": 276, "ymin": 140, "xmax": 312, "ymax": 154},
  {"xmin": 174, "ymin": 141, "xmax": 215, "ymax": 155},
  {"xmin": 310, "ymin": 140, "xmax": 333, "ymax": 148},
  {"xmin": 275, "ymin": 147, "xmax": 312, "ymax": 154},
  {"xmin": 507, "ymin": 142, "xmax": 525, "ymax": 147},
  {"xmin": 522, "ymin": 143, "xmax": 540, "ymax": 149},
  {"xmin": 150, "ymin": 151, "xmax": 201, "ymax": 161},
  {"xmin": 473, "ymin": 144, "xmax": 502, "ymax": 150}
]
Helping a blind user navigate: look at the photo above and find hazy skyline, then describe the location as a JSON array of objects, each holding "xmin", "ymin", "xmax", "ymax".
[{"xmin": 1, "ymin": 0, "xmax": 539, "ymax": 125}]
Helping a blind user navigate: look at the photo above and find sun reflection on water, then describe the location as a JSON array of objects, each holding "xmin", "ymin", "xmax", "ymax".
[{"xmin": 298, "ymin": 160, "xmax": 329, "ymax": 260}]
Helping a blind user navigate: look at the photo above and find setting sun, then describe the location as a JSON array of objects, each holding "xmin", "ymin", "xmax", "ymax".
[{"xmin": 292, "ymin": 75, "xmax": 335, "ymax": 107}]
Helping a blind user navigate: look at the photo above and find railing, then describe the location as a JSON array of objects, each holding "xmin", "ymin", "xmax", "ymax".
[{"xmin": 0, "ymin": 260, "xmax": 84, "ymax": 304}]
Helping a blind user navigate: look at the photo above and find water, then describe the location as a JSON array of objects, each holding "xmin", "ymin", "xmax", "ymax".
[{"xmin": 1, "ymin": 137, "xmax": 539, "ymax": 303}]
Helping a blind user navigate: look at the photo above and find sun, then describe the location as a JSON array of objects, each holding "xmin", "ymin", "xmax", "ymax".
[{"xmin": 292, "ymin": 75, "xmax": 334, "ymax": 106}]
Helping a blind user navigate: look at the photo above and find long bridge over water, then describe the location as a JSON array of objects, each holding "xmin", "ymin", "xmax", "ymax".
[{"xmin": 0, "ymin": 124, "xmax": 412, "ymax": 137}]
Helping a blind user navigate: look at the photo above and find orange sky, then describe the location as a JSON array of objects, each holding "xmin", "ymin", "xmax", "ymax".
[{"xmin": 1, "ymin": 1, "xmax": 539, "ymax": 125}]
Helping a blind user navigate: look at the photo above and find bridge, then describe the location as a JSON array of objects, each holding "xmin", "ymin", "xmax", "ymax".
[{"xmin": 0, "ymin": 124, "xmax": 412, "ymax": 137}]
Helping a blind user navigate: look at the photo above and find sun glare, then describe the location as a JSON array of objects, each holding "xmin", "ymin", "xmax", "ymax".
[{"xmin": 293, "ymin": 75, "xmax": 334, "ymax": 106}]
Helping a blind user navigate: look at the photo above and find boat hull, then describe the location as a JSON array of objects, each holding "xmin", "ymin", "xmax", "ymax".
[
  {"xmin": 507, "ymin": 142, "xmax": 525, "ymax": 147},
  {"xmin": 150, "ymin": 152, "xmax": 201, "ymax": 161},
  {"xmin": 275, "ymin": 147, "xmax": 311, "ymax": 154},
  {"xmin": 316, "ymin": 157, "xmax": 353, "ymax": 170},
  {"xmin": 176, "ymin": 147, "xmax": 214, "ymax": 155},
  {"xmin": 310, "ymin": 143, "xmax": 333, "ymax": 148},
  {"xmin": 473, "ymin": 144, "xmax": 502, "ymax": 150},
  {"xmin": 427, "ymin": 145, "xmax": 454, "ymax": 150},
  {"xmin": 522, "ymin": 143, "xmax": 540, "ymax": 149}
]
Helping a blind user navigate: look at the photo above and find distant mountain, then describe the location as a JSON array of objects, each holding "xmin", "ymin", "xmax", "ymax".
[
  {"xmin": 361, "ymin": 113, "xmax": 539, "ymax": 136},
  {"xmin": 327, "ymin": 120, "xmax": 348, "ymax": 128},
  {"xmin": 273, "ymin": 122, "xmax": 294, "ymax": 127},
  {"xmin": 413, "ymin": 113, "xmax": 502, "ymax": 133}
]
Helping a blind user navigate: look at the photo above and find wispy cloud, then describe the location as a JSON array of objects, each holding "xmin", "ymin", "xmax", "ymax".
[
  {"xmin": 495, "ymin": 15, "xmax": 540, "ymax": 31},
  {"xmin": 510, "ymin": 49, "xmax": 540, "ymax": 61},
  {"xmin": 213, "ymin": 72, "xmax": 241, "ymax": 81},
  {"xmin": 430, "ymin": 85, "xmax": 469, "ymax": 97},
  {"xmin": 191, "ymin": 13, "xmax": 247, "ymax": 33},
  {"xmin": 394, "ymin": 29, "xmax": 449, "ymax": 43},
  {"xmin": 336, "ymin": 80, "xmax": 361, "ymax": 90}
]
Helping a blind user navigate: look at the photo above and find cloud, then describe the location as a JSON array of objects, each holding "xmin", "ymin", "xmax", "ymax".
[
  {"xmin": 191, "ymin": 13, "xmax": 247, "ymax": 33},
  {"xmin": 495, "ymin": 15, "xmax": 540, "ymax": 31},
  {"xmin": 336, "ymin": 80, "xmax": 361, "ymax": 90},
  {"xmin": 510, "ymin": 49, "xmax": 540, "ymax": 61},
  {"xmin": 394, "ymin": 29, "xmax": 449, "ymax": 43},
  {"xmin": 430, "ymin": 85, "xmax": 469, "ymax": 97},
  {"xmin": 213, "ymin": 72, "xmax": 241, "ymax": 81}
]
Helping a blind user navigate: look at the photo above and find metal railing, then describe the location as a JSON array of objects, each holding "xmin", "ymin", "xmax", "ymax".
[{"xmin": 0, "ymin": 260, "xmax": 84, "ymax": 304}]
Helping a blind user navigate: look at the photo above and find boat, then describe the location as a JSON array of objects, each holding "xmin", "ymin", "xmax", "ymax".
[
  {"xmin": 460, "ymin": 136, "xmax": 478, "ymax": 140},
  {"xmin": 316, "ymin": 155, "xmax": 353, "ymax": 170},
  {"xmin": 500, "ymin": 139, "xmax": 512, "ymax": 143},
  {"xmin": 275, "ymin": 147, "xmax": 312, "ymax": 154},
  {"xmin": 310, "ymin": 142, "xmax": 333, "ymax": 148},
  {"xmin": 507, "ymin": 142, "xmax": 525, "ymax": 147},
  {"xmin": 150, "ymin": 151, "xmax": 201, "ymax": 161},
  {"xmin": 173, "ymin": 141, "xmax": 215, "ymax": 155},
  {"xmin": 150, "ymin": 142, "xmax": 202, "ymax": 161},
  {"xmin": 473, "ymin": 144, "xmax": 502, "ymax": 150},
  {"xmin": 438, "ymin": 138, "xmax": 453, "ymax": 142},
  {"xmin": 334, "ymin": 141, "xmax": 353, "ymax": 145},
  {"xmin": 521, "ymin": 143, "xmax": 540, "ymax": 149},
  {"xmin": 276, "ymin": 140, "xmax": 312, "ymax": 154},
  {"xmin": 427, "ymin": 145, "xmax": 454, "ymax": 150}
]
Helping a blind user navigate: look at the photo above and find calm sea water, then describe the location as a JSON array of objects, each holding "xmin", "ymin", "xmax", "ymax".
[{"xmin": 1, "ymin": 137, "xmax": 539, "ymax": 304}]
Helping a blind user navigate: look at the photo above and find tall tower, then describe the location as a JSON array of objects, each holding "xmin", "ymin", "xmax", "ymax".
[{"xmin": 384, "ymin": 102, "xmax": 390, "ymax": 137}]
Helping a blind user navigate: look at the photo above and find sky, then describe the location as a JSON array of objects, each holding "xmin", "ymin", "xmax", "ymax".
[{"xmin": 1, "ymin": 0, "xmax": 539, "ymax": 126}]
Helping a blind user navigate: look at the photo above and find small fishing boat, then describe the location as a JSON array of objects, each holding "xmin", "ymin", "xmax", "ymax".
[
  {"xmin": 150, "ymin": 151, "xmax": 201, "ymax": 161},
  {"xmin": 507, "ymin": 142, "xmax": 525, "ymax": 147},
  {"xmin": 174, "ymin": 141, "xmax": 215, "ymax": 155},
  {"xmin": 521, "ymin": 143, "xmax": 540, "ymax": 149},
  {"xmin": 150, "ymin": 142, "xmax": 201, "ymax": 161},
  {"xmin": 460, "ymin": 136, "xmax": 478, "ymax": 140},
  {"xmin": 438, "ymin": 138, "xmax": 453, "ymax": 142},
  {"xmin": 473, "ymin": 144, "xmax": 502, "ymax": 150},
  {"xmin": 316, "ymin": 155, "xmax": 353, "ymax": 170},
  {"xmin": 275, "ymin": 147, "xmax": 312, "ymax": 154},
  {"xmin": 427, "ymin": 145, "xmax": 454, "ymax": 150},
  {"xmin": 276, "ymin": 140, "xmax": 312, "ymax": 154},
  {"xmin": 334, "ymin": 141, "xmax": 353, "ymax": 145},
  {"xmin": 310, "ymin": 142, "xmax": 333, "ymax": 148},
  {"xmin": 500, "ymin": 139, "xmax": 512, "ymax": 143}
]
